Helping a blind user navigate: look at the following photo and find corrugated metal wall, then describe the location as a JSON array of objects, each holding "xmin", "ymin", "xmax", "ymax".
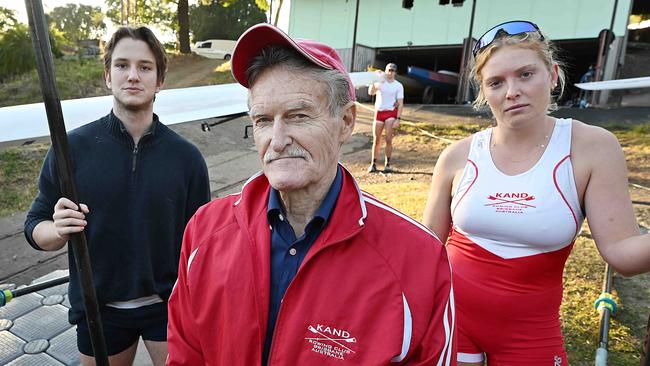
[{"xmin": 336, "ymin": 44, "xmax": 377, "ymax": 72}]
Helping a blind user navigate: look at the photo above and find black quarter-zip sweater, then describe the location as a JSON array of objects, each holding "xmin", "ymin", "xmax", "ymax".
[{"xmin": 24, "ymin": 112, "xmax": 211, "ymax": 324}]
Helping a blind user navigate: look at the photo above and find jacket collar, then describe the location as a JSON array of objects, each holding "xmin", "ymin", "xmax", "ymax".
[
  {"xmin": 234, "ymin": 163, "xmax": 367, "ymax": 245},
  {"xmin": 103, "ymin": 111, "xmax": 164, "ymax": 147}
]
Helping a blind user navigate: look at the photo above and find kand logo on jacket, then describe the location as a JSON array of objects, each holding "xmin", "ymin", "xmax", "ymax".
[
  {"xmin": 485, "ymin": 192, "xmax": 536, "ymax": 214},
  {"xmin": 304, "ymin": 323, "xmax": 356, "ymax": 360}
]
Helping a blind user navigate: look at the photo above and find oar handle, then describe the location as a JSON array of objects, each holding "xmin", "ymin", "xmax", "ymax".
[
  {"xmin": 13, "ymin": 276, "xmax": 70, "ymax": 297},
  {"xmin": 0, "ymin": 276, "xmax": 69, "ymax": 307}
]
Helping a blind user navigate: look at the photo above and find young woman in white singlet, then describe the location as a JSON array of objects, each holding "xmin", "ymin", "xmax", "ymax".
[{"xmin": 423, "ymin": 20, "xmax": 650, "ymax": 366}]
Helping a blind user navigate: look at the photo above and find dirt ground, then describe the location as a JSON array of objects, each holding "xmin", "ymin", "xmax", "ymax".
[{"xmin": 164, "ymin": 54, "xmax": 226, "ymax": 89}]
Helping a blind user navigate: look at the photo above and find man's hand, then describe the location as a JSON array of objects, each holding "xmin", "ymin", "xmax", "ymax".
[{"xmin": 52, "ymin": 197, "xmax": 89, "ymax": 242}]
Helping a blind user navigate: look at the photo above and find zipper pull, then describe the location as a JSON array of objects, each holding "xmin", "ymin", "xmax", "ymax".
[{"xmin": 132, "ymin": 145, "xmax": 138, "ymax": 172}]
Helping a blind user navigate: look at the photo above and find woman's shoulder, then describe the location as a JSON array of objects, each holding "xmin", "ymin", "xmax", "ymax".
[
  {"xmin": 570, "ymin": 119, "xmax": 620, "ymax": 149},
  {"xmin": 570, "ymin": 119, "xmax": 624, "ymax": 169},
  {"xmin": 437, "ymin": 134, "xmax": 474, "ymax": 170}
]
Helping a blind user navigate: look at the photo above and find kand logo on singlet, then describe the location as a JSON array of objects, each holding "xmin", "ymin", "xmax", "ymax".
[
  {"xmin": 485, "ymin": 192, "xmax": 536, "ymax": 214},
  {"xmin": 304, "ymin": 323, "xmax": 356, "ymax": 360}
]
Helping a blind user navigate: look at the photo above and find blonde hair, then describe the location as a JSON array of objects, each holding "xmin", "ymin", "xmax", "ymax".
[{"xmin": 470, "ymin": 31, "xmax": 566, "ymax": 112}]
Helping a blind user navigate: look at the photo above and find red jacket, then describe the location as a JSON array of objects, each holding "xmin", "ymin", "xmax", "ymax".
[{"xmin": 167, "ymin": 167, "xmax": 455, "ymax": 365}]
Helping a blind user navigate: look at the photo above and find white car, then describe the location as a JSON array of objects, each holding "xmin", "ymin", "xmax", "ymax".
[{"xmin": 191, "ymin": 39, "xmax": 237, "ymax": 60}]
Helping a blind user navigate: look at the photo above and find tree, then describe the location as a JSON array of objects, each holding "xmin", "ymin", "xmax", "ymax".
[
  {"xmin": 0, "ymin": 11, "xmax": 64, "ymax": 81},
  {"xmin": 0, "ymin": 6, "xmax": 18, "ymax": 33},
  {"xmin": 105, "ymin": 0, "xmax": 175, "ymax": 29},
  {"xmin": 103, "ymin": 0, "xmax": 269, "ymax": 54},
  {"xmin": 190, "ymin": 0, "xmax": 267, "ymax": 42},
  {"xmin": 0, "ymin": 24, "xmax": 35, "ymax": 81},
  {"xmin": 178, "ymin": 0, "xmax": 189, "ymax": 53},
  {"xmin": 49, "ymin": 4, "xmax": 106, "ymax": 43},
  {"xmin": 179, "ymin": 0, "xmax": 268, "ymax": 53}
]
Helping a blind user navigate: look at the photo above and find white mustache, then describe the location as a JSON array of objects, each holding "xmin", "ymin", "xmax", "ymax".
[{"xmin": 264, "ymin": 145, "xmax": 308, "ymax": 163}]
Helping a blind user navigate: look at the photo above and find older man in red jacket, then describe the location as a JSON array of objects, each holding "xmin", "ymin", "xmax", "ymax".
[{"xmin": 167, "ymin": 23, "xmax": 456, "ymax": 366}]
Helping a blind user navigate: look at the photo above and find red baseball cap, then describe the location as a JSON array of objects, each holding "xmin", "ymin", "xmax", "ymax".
[{"xmin": 231, "ymin": 23, "xmax": 355, "ymax": 101}]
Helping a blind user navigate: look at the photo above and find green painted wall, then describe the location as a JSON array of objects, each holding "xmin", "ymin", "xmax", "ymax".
[{"xmin": 288, "ymin": 0, "xmax": 633, "ymax": 49}]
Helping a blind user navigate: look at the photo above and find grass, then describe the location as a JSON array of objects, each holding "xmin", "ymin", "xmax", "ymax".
[
  {"xmin": 0, "ymin": 145, "xmax": 49, "ymax": 217},
  {"xmin": 614, "ymin": 123, "xmax": 650, "ymax": 187},
  {"xmin": 0, "ymin": 58, "xmax": 108, "ymax": 107},
  {"xmin": 362, "ymin": 181, "xmax": 430, "ymax": 221},
  {"xmin": 210, "ymin": 59, "xmax": 236, "ymax": 84}
]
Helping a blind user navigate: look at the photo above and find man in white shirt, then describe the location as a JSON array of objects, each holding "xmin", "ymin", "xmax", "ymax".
[{"xmin": 368, "ymin": 62, "xmax": 404, "ymax": 173}]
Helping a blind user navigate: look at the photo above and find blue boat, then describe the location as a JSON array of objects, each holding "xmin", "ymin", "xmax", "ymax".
[{"xmin": 407, "ymin": 66, "xmax": 459, "ymax": 93}]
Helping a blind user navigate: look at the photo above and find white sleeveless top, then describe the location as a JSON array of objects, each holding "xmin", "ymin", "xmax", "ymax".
[{"xmin": 450, "ymin": 118, "xmax": 584, "ymax": 259}]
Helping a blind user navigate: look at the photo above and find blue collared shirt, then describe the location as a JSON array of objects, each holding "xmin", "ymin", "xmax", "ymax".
[{"xmin": 261, "ymin": 166, "xmax": 343, "ymax": 365}]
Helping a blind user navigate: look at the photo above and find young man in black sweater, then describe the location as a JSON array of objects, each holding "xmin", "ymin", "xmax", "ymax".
[{"xmin": 24, "ymin": 27, "xmax": 210, "ymax": 366}]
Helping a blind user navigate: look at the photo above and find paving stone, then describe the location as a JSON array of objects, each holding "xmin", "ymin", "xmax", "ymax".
[
  {"xmin": 48, "ymin": 327, "xmax": 79, "ymax": 366},
  {"xmin": 0, "ymin": 330, "xmax": 25, "ymax": 364},
  {"xmin": 11, "ymin": 305, "xmax": 71, "ymax": 341},
  {"xmin": 0, "ymin": 293, "xmax": 43, "ymax": 320},
  {"xmin": 5, "ymin": 352, "xmax": 65, "ymax": 365}
]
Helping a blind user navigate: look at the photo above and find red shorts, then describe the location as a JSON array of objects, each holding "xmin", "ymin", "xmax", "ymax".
[
  {"xmin": 448, "ymin": 229, "xmax": 571, "ymax": 366},
  {"xmin": 375, "ymin": 108, "xmax": 398, "ymax": 123}
]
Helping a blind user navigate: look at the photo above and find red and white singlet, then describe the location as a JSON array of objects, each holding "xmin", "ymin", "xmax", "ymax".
[{"xmin": 448, "ymin": 118, "xmax": 584, "ymax": 365}]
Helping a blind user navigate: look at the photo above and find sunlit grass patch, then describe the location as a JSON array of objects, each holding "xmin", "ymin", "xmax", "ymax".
[
  {"xmin": 359, "ymin": 181, "xmax": 430, "ymax": 221},
  {"xmin": 209, "ymin": 69, "xmax": 236, "ymax": 85},
  {"xmin": 214, "ymin": 61, "xmax": 231, "ymax": 72},
  {"xmin": 209, "ymin": 61, "xmax": 235, "ymax": 84}
]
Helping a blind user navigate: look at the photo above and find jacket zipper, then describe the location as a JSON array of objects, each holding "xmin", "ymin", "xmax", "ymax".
[{"xmin": 132, "ymin": 144, "xmax": 139, "ymax": 172}]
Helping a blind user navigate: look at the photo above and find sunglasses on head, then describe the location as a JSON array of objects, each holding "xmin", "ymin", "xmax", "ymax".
[{"xmin": 472, "ymin": 20, "xmax": 543, "ymax": 57}]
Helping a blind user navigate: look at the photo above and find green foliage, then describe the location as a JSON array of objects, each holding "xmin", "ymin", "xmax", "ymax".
[
  {"xmin": 0, "ymin": 6, "xmax": 18, "ymax": 33},
  {"xmin": 0, "ymin": 21, "xmax": 69, "ymax": 81},
  {"xmin": 255, "ymin": 0, "xmax": 270, "ymax": 12},
  {"xmin": 105, "ymin": 0, "xmax": 176, "ymax": 31},
  {"xmin": 190, "ymin": 0, "xmax": 267, "ymax": 41},
  {"xmin": 220, "ymin": 0, "xmax": 269, "ymax": 11},
  {"xmin": 0, "ymin": 58, "xmax": 107, "ymax": 107},
  {"xmin": 48, "ymin": 27, "xmax": 67, "ymax": 58},
  {"xmin": 0, "ymin": 23, "xmax": 35, "ymax": 82},
  {"xmin": 49, "ymin": 3, "xmax": 106, "ymax": 43}
]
